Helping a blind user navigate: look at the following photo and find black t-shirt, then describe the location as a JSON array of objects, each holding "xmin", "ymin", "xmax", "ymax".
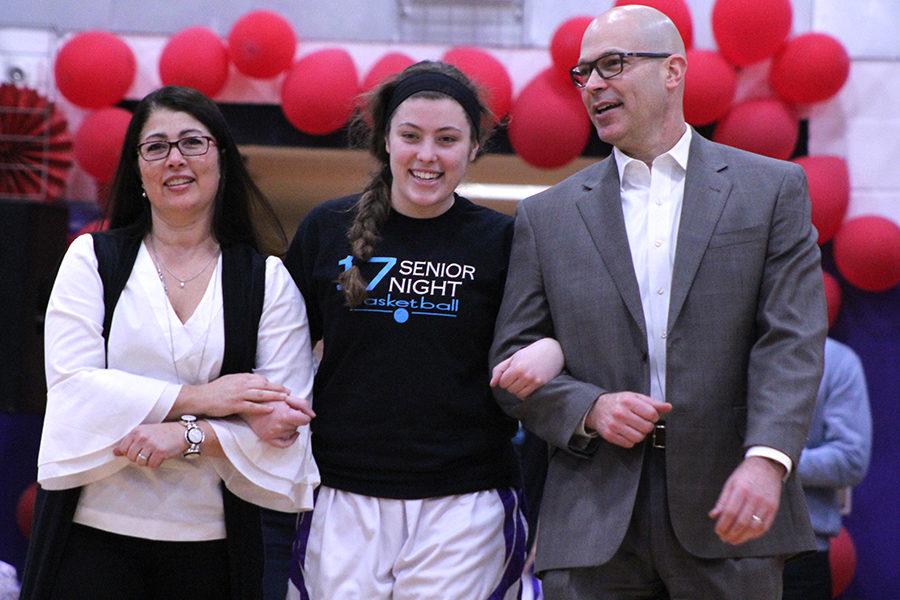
[{"xmin": 285, "ymin": 194, "xmax": 520, "ymax": 498}]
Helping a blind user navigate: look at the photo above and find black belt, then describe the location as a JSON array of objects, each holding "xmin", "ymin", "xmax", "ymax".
[{"xmin": 651, "ymin": 422, "xmax": 666, "ymax": 449}]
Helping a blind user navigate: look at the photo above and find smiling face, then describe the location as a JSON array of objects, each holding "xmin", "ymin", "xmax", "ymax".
[
  {"xmin": 579, "ymin": 7, "xmax": 686, "ymax": 162},
  {"xmin": 137, "ymin": 108, "xmax": 220, "ymax": 227},
  {"xmin": 385, "ymin": 96, "xmax": 478, "ymax": 219}
]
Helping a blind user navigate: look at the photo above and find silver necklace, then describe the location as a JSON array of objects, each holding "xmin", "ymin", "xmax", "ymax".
[
  {"xmin": 148, "ymin": 235, "xmax": 219, "ymax": 289},
  {"xmin": 147, "ymin": 239, "xmax": 219, "ymax": 384}
]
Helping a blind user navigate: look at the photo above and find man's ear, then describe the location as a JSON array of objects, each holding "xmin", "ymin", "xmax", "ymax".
[{"xmin": 665, "ymin": 54, "xmax": 687, "ymax": 90}]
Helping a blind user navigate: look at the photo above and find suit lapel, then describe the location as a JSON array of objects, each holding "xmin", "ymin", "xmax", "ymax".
[
  {"xmin": 667, "ymin": 135, "xmax": 732, "ymax": 329},
  {"xmin": 576, "ymin": 158, "xmax": 647, "ymax": 339}
]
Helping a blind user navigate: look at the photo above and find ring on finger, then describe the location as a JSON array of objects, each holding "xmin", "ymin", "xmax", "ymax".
[
  {"xmin": 751, "ymin": 514, "xmax": 764, "ymax": 526},
  {"xmin": 138, "ymin": 452, "xmax": 149, "ymax": 461}
]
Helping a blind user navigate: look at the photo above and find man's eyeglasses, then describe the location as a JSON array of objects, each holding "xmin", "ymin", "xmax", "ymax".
[
  {"xmin": 137, "ymin": 135, "xmax": 217, "ymax": 161},
  {"xmin": 569, "ymin": 52, "xmax": 672, "ymax": 88}
]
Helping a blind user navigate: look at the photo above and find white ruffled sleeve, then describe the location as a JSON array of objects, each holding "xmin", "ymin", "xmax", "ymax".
[
  {"xmin": 38, "ymin": 235, "xmax": 179, "ymax": 490},
  {"xmin": 208, "ymin": 256, "xmax": 319, "ymax": 511}
]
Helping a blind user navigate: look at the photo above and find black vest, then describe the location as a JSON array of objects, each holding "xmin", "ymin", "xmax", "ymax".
[{"xmin": 21, "ymin": 228, "xmax": 268, "ymax": 600}]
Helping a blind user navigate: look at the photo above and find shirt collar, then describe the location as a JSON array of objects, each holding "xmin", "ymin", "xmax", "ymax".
[{"xmin": 613, "ymin": 125, "xmax": 693, "ymax": 184}]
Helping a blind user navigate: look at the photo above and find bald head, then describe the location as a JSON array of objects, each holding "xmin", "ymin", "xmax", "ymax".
[
  {"xmin": 585, "ymin": 5, "xmax": 685, "ymax": 57},
  {"xmin": 577, "ymin": 4, "xmax": 688, "ymax": 163}
]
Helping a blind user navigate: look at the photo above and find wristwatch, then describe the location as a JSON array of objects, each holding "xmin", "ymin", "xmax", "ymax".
[{"xmin": 180, "ymin": 415, "xmax": 205, "ymax": 459}]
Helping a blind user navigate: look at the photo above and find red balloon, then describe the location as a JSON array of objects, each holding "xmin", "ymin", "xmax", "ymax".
[
  {"xmin": 228, "ymin": 10, "xmax": 297, "ymax": 79},
  {"xmin": 73, "ymin": 108, "xmax": 132, "ymax": 183},
  {"xmin": 683, "ymin": 50, "xmax": 737, "ymax": 126},
  {"xmin": 550, "ymin": 16, "xmax": 593, "ymax": 81},
  {"xmin": 509, "ymin": 69, "xmax": 591, "ymax": 169},
  {"xmin": 281, "ymin": 49, "xmax": 359, "ymax": 136},
  {"xmin": 822, "ymin": 271, "xmax": 841, "ymax": 329},
  {"xmin": 443, "ymin": 47, "xmax": 512, "ymax": 119},
  {"xmin": 362, "ymin": 52, "xmax": 416, "ymax": 93},
  {"xmin": 770, "ymin": 33, "xmax": 850, "ymax": 105},
  {"xmin": 159, "ymin": 27, "xmax": 229, "ymax": 98},
  {"xmin": 16, "ymin": 482, "xmax": 37, "ymax": 539},
  {"xmin": 614, "ymin": 0, "xmax": 694, "ymax": 49},
  {"xmin": 793, "ymin": 156, "xmax": 849, "ymax": 244},
  {"xmin": 713, "ymin": 98, "xmax": 798, "ymax": 160},
  {"xmin": 54, "ymin": 31, "xmax": 135, "ymax": 108},
  {"xmin": 712, "ymin": 0, "xmax": 793, "ymax": 66},
  {"xmin": 830, "ymin": 527, "xmax": 857, "ymax": 597},
  {"xmin": 834, "ymin": 216, "xmax": 900, "ymax": 292}
]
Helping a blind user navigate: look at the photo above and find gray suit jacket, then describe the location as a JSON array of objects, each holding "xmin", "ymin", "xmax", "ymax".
[{"xmin": 491, "ymin": 133, "xmax": 826, "ymax": 572}]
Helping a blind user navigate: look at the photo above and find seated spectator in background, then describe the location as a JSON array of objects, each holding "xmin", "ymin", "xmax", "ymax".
[{"xmin": 783, "ymin": 337, "xmax": 872, "ymax": 600}]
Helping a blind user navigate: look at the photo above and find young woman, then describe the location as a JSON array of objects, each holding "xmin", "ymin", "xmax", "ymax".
[
  {"xmin": 284, "ymin": 61, "xmax": 562, "ymax": 599},
  {"xmin": 22, "ymin": 86, "xmax": 318, "ymax": 599}
]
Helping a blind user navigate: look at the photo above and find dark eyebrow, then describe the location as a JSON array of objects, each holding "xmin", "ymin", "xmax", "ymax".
[
  {"xmin": 396, "ymin": 123, "xmax": 464, "ymax": 134},
  {"xmin": 577, "ymin": 50, "xmax": 626, "ymax": 67},
  {"xmin": 141, "ymin": 128, "xmax": 205, "ymax": 141}
]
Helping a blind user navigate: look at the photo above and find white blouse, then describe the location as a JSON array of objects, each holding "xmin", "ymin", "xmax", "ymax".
[{"xmin": 38, "ymin": 234, "xmax": 319, "ymax": 541}]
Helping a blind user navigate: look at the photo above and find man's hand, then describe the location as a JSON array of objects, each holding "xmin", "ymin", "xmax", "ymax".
[
  {"xmin": 709, "ymin": 456, "xmax": 784, "ymax": 545},
  {"xmin": 584, "ymin": 391, "xmax": 672, "ymax": 448}
]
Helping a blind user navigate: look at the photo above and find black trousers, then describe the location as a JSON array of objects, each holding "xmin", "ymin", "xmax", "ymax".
[
  {"xmin": 782, "ymin": 549, "xmax": 832, "ymax": 600},
  {"xmin": 260, "ymin": 508, "xmax": 298, "ymax": 600},
  {"xmin": 51, "ymin": 523, "xmax": 230, "ymax": 600}
]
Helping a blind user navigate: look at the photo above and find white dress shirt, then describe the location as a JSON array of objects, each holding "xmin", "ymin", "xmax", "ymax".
[
  {"xmin": 611, "ymin": 127, "xmax": 792, "ymax": 474},
  {"xmin": 38, "ymin": 235, "xmax": 319, "ymax": 541}
]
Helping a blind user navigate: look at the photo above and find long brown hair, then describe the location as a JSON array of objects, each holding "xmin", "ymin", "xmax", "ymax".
[{"xmin": 338, "ymin": 61, "xmax": 495, "ymax": 306}]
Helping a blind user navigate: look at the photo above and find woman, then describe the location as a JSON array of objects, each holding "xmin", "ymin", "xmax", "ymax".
[
  {"xmin": 22, "ymin": 86, "xmax": 318, "ymax": 599},
  {"xmin": 284, "ymin": 61, "xmax": 562, "ymax": 599}
]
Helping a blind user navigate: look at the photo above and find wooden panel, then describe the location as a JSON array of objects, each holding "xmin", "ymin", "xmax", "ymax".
[{"xmin": 241, "ymin": 144, "xmax": 597, "ymax": 236}]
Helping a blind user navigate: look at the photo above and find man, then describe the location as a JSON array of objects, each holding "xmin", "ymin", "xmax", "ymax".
[
  {"xmin": 783, "ymin": 337, "xmax": 872, "ymax": 600},
  {"xmin": 490, "ymin": 5, "xmax": 827, "ymax": 599}
]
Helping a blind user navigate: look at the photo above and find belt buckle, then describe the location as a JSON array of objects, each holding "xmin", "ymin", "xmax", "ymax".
[{"xmin": 652, "ymin": 423, "xmax": 666, "ymax": 449}]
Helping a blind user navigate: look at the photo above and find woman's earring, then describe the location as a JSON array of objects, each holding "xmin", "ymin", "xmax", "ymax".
[{"xmin": 141, "ymin": 188, "xmax": 147, "ymax": 198}]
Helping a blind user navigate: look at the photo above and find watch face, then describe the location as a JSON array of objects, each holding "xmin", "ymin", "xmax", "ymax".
[{"xmin": 186, "ymin": 427, "xmax": 204, "ymax": 444}]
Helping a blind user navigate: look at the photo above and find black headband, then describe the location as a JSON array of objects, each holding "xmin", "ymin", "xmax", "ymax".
[{"xmin": 385, "ymin": 71, "xmax": 483, "ymax": 139}]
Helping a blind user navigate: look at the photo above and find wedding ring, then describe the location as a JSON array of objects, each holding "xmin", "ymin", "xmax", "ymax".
[
  {"xmin": 138, "ymin": 452, "xmax": 148, "ymax": 461},
  {"xmin": 751, "ymin": 514, "xmax": 763, "ymax": 525}
]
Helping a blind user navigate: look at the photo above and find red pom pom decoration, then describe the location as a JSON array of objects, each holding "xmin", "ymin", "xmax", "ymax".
[
  {"xmin": 712, "ymin": 0, "xmax": 793, "ymax": 66},
  {"xmin": 228, "ymin": 10, "xmax": 297, "ymax": 79},
  {"xmin": 834, "ymin": 216, "xmax": 900, "ymax": 292},
  {"xmin": 509, "ymin": 69, "xmax": 591, "ymax": 169},
  {"xmin": 550, "ymin": 16, "xmax": 593, "ymax": 82},
  {"xmin": 281, "ymin": 49, "xmax": 360, "ymax": 136},
  {"xmin": 770, "ymin": 33, "xmax": 850, "ymax": 105},
  {"xmin": 793, "ymin": 156, "xmax": 849, "ymax": 244},
  {"xmin": 683, "ymin": 49, "xmax": 736, "ymax": 126},
  {"xmin": 16, "ymin": 482, "xmax": 37, "ymax": 539},
  {"xmin": 822, "ymin": 271, "xmax": 841, "ymax": 329},
  {"xmin": 713, "ymin": 98, "xmax": 798, "ymax": 160},
  {"xmin": 73, "ymin": 107, "xmax": 132, "ymax": 183},
  {"xmin": 443, "ymin": 47, "xmax": 513, "ymax": 119},
  {"xmin": 614, "ymin": 0, "xmax": 694, "ymax": 49},
  {"xmin": 54, "ymin": 31, "xmax": 135, "ymax": 108},
  {"xmin": 362, "ymin": 52, "xmax": 416, "ymax": 93},
  {"xmin": 830, "ymin": 527, "xmax": 858, "ymax": 597},
  {"xmin": 159, "ymin": 27, "xmax": 229, "ymax": 98}
]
